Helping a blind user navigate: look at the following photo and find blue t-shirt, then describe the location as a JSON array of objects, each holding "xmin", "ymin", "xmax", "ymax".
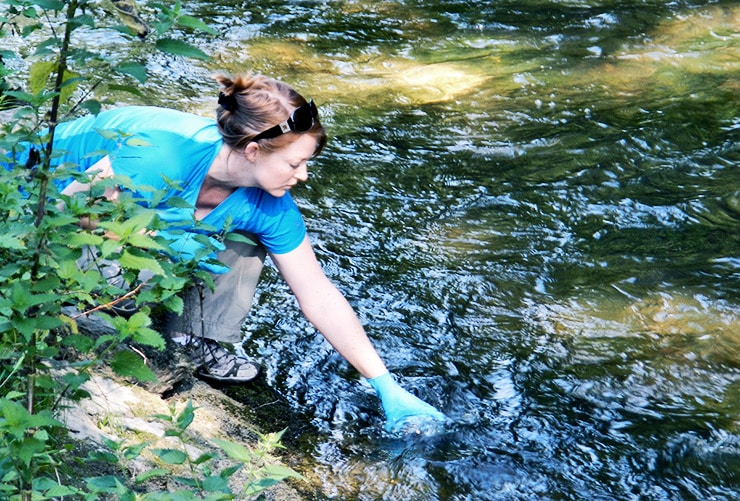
[{"xmin": 34, "ymin": 106, "xmax": 307, "ymax": 254}]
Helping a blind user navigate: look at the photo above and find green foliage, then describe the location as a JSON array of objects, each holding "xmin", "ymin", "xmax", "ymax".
[
  {"xmin": 212, "ymin": 429, "xmax": 305, "ymax": 499},
  {"xmin": 127, "ymin": 401, "xmax": 303, "ymax": 500},
  {"xmin": 0, "ymin": 0, "xmax": 302, "ymax": 498}
]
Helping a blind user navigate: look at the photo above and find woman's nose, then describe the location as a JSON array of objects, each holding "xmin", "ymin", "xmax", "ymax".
[{"xmin": 294, "ymin": 164, "xmax": 309, "ymax": 182}]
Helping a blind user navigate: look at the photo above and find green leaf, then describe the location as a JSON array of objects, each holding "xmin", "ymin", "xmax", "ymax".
[
  {"xmin": 30, "ymin": 0, "xmax": 65, "ymax": 10},
  {"xmin": 244, "ymin": 477, "xmax": 280, "ymax": 497},
  {"xmin": 210, "ymin": 438, "xmax": 252, "ymax": 462},
  {"xmin": 108, "ymin": 83, "xmax": 143, "ymax": 96},
  {"xmin": 124, "ymin": 137, "xmax": 152, "ymax": 147},
  {"xmin": 201, "ymin": 474, "xmax": 229, "ymax": 492},
  {"xmin": 76, "ymin": 269, "xmax": 103, "ymax": 292},
  {"xmin": 119, "ymin": 248, "xmax": 165, "ymax": 275},
  {"xmin": 85, "ymin": 475, "xmax": 126, "ymax": 494},
  {"xmin": 15, "ymin": 437, "xmax": 46, "ymax": 467},
  {"xmin": 170, "ymin": 476, "xmax": 199, "ymax": 490},
  {"xmin": 225, "ymin": 232, "xmax": 257, "ymax": 246},
  {"xmin": 35, "ymin": 315, "xmax": 63, "ymax": 331},
  {"xmin": 100, "ymin": 238, "xmax": 122, "ymax": 258},
  {"xmin": 62, "ymin": 370, "xmax": 90, "ymax": 389},
  {"xmin": 262, "ymin": 463, "xmax": 304, "ymax": 480},
  {"xmin": 156, "ymin": 38, "xmax": 209, "ymax": 61},
  {"xmin": 123, "ymin": 310, "xmax": 148, "ymax": 331},
  {"xmin": 134, "ymin": 468, "xmax": 168, "ymax": 484},
  {"xmin": 175, "ymin": 400, "xmax": 196, "ymax": 430},
  {"xmin": 10, "ymin": 282, "xmax": 57, "ymax": 313},
  {"xmin": 122, "ymin": 442, "xmax": 148, "ymax": 460},
  {"xmin": 150, "ymin": 448, "xmax": 187, "ymax": 465},
  {"xmin": 192, "ymin": 451, "xmax": 217, "ymax": 465},
  {"xmin": 60, "ymin": 70, "xmax": 81, "ymax": 103},
  {"xmin": 71, "ymin": 13, "xmax": 95, "ymax": 29},
  {"xmin": 163, "ymin": 294, "xmax": 184, "ymax": 315},
  {"xmin": 132, "ymin": 326, "xmax": 165, "ymax": 350},
  {"xmin": 165, "ymin": 196, "xmax": 194, "ymax": 209},
  {"xmin": 87, "ymin": 450, "xmax": 119, "ymax": 463},
  {"xmin": 95, "ymin": 128, "xmax": 124, "ymax": 141},
  {"xmin": 127, "ymin": 232, "xmax": 166, "ymax": 250},
  {"xmin": 116, "ymin": 61, "xmax": 147, "ymax": 83},
  {"xmin": 110, "ymin": 350, "xmax": 157, "ymax": 382},
  {"xmin": 29, "ymin": 60, "xmax": 55, "ymax": 94},
  {"xmin": 0, "ymin": 398, "xmax": 31, "ymax": 429},
  {"xmin": 65, "ymin": 231, "xmax": 105, "ymax": 248},
  {"xmin": 79, "ymin": 99, "xmax": 102, "ymax": 115},
  {"xmin": 176, "ymin": 15, "xmax": 217, "ymax": 35},
  {"xmin": 0, "ymin": 235, "xmax": 24, "ymax": 250},
  {"xmin": 219, "ymin": 464, "xmax": 241, "ymax": 479},
  {"xmin": 22, "ymin": 7, "xmax": 39, "ymax": 19},
  {"xmin": 43, "ymin": 484, "xmax": 77, "ymax": 497},
  {"xmin": 105, "ymin": 209, "xmax": 156, "ymax": 237},
  {"xmin": 62, "ymin": 334, "xmax": 95, "ymax": 352}
]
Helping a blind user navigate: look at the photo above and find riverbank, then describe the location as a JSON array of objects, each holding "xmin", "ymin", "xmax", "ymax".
[{"xmin": 57, "ymin": 310, "xmax": 320, "ymax": 499}]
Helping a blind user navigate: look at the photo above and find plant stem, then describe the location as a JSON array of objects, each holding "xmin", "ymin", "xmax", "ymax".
[{"xmin": 34, "ymin": 0, "xmax": 78, "ymax": 229}]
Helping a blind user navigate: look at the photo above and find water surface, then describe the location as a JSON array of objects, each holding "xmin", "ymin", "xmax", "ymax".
[
  {"xmin": 9, "ymin": 0, "xmax": 739, "ymax": 498},
  {"xmin": 203, "ymin": 1, "xmax": 739, "ymax": 499}
]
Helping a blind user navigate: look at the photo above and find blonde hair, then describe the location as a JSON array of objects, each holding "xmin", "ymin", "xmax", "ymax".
[{"xmin": 214, "ymin": 74, "xmax": 326, "ymax": 156}]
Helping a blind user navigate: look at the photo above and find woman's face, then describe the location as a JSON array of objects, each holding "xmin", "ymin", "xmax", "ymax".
[{"xmin": 251, "ymin": 134, "xmax": 319, "ymax": 197}]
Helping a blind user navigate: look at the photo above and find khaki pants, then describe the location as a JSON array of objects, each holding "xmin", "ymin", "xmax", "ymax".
[{"xmin": 166, "ymin": 233, "xmax": 266, "ymax": 343}]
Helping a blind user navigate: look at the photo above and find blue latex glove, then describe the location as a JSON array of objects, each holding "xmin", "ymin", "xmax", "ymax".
[
  {"xmin": 160, "ymin": 231, "xmax": 229, "ymax": 274},
  {"xmin": 368, "ymin": 371, "xmax": 447, "ymax": 435}
]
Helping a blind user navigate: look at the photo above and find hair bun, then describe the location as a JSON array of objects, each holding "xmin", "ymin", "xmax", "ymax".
[{"xmin": 218, "ymin": 91, "xmax": 238, "ymax": 112}]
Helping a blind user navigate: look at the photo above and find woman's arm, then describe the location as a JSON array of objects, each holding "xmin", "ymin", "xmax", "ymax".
[
  {"xmin": 269, "ymin": 236, "xmax": 388, "ymax": 379},
  {"xmin": 270, "ymin": 236, "xmax": 447, "ymax": 433},
  {"xmin": 60, "ymin": 155, "xmax": 118, "ymax": 198},
  {"xmin": 59, "ymin": 155, "xmax": 120, "ymax": 229}
]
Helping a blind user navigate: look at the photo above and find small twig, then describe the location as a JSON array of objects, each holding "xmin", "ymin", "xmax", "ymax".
[
  {"xmin": 254, "ymin": 400, "xmax": 281, "ymax": 410},
  {"xmin": 71, "ymin": 280, "xmax": 148, "ymax": 320}
]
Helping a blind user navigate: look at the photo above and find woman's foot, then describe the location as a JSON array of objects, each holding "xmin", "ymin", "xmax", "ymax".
[{"xmin": 180, "ymin": 337, "xmax": 260, "ymax": 385}]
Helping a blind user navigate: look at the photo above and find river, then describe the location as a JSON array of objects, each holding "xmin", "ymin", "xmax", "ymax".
[
  {"xmin": 12, "ymin": 0, "xmax": 740, "ymax": 498},
  {"xmin": 198, "ymin": 1, "xmax": 739, "ymax": 499}
]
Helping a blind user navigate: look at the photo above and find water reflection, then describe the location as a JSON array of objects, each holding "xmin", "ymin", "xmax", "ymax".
[{"xmin": 224, "ymin": 2, "xmax": 737, "ymax": 499}]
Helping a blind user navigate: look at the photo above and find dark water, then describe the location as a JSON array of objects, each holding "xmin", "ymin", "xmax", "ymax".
[
  {"xmin": 194, "ymin": 1, "xmax": 740, "ymax": 499},
  {"xmin": 11, "ymin": 0, "xmax": 740, "ymax": 498}
]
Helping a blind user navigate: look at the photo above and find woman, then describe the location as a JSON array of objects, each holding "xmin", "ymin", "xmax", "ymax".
[{"xmin": 47, "ymin": 74, "xmax": 446, "ymax": 433}]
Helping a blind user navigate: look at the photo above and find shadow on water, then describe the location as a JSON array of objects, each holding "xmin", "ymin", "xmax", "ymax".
[{"xmin": 5, "ymin": 0, "xmax": 738, "ymax": 498}]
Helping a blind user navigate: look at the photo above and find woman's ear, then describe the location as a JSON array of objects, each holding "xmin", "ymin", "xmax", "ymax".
[{"xmin": 244, "ymin": 142, "xmax": 260, "ymax": 163}]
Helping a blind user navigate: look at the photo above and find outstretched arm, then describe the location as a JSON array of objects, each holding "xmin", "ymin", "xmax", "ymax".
[
  {"xmin": 270, "ymin": 236, "xmax": 387, "ymax": 379},
  {"xmin": 270, "ymin": 236, "xmax": 447, "ymax": 433}
]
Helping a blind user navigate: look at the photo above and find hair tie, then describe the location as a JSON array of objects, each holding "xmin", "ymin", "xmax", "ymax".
[{"xmin": 218, "ymin": 91, "xmax": 238, "ymax": 111}]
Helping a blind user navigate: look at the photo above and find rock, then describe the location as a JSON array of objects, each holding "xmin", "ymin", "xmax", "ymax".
[{"xmin": 55, "ymin": 307, "xmax": 313, "ymax": 499}]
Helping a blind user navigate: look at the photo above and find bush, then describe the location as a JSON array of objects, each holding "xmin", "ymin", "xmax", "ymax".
[{"xmin": 0, "ymin": 1, "xmax": 300, "ymax": 498}]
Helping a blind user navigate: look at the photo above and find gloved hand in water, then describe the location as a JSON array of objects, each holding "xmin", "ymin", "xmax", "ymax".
[
  {"xmin": 368, "ymin": 371, "xmax": 447, "ymax": 434},
  {"xmin": 160, "ymin": 231, "xmax": 229, "ymax": 274}
]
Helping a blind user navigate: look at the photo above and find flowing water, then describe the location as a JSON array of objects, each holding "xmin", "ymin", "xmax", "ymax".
[
  {"xmin": 149, "ymin": 1, "xmax": 740, "ymax": 499},
  {"xmin": 212, "ymin": 2, "xmax": 739, "ymax": 498},
  {"xmin": 8, "ymin": 0, "xmax": 740, "ymax": 498}
]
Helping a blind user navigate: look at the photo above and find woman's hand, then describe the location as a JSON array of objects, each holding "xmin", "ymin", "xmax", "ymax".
[
  {"xmin": 368, "ymin": 371, "xmax": 447, "ymax": 434},
  {"xmin": 160, "ymin": 231, "xmax": 229, "ymax": 274}
]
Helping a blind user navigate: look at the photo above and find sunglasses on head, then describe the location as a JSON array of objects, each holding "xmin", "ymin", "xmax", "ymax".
[{"xmin": 251, "ymin": 100, "xmax": 319, "ymax": 143}]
